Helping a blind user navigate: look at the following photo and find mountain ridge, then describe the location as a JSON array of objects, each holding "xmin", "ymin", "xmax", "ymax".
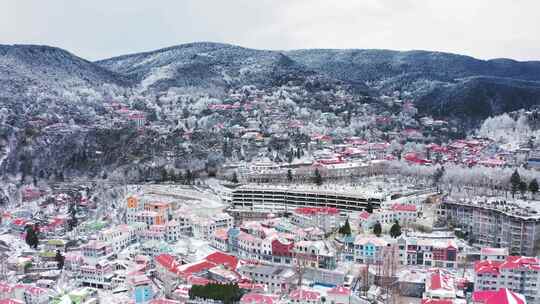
[{"xmin": 2, "ymin": 41, "xmax": 540, "ymax": 122}]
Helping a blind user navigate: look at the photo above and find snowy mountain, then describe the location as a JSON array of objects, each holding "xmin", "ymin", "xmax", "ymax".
[
  {"xmin": 2, "ymin": 42, "xmax": 539, "ymax": 121},
  {"xmin": 0, "ymin": 44, "xmax": 130, "ymax": 126},
  {"xmin": 0, "ymin": 44, "xmax": 128, "ymax": 97},
  {"xmin": 287, "ymin": 49, "xmax": 540, "ymax": 120},
  {"xmin": 96, "ymin": 42, "xmax": 347, "ymax": 94}
]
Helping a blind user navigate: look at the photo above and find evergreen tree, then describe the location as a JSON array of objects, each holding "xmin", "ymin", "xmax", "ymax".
[
  {"xmin": 313, "ymin": 168, "xmax": 323, "ymax": 186},
  {"xmin": 510, "ymin": 169, "xmax": 521, "ymax": 198},
  {"xmin": 185, "ymin": 170, "xmax": 193, "ymax": 184},
  {"xmin": 339, "ymin": 218, "xmax": 352, "ymax": 235},
  {"xmin": 373, "ymin": 222, "xmax": 382, "ymax": 237},
  {"xmin": 287, "ymin": 152, "xmax": 294, "ymax": 164},
  {"xmin": 160, "ymin": 168, "xmax": 169, "ymax": 182},
  {"xmin": 55, "ymin": 250, "xmax": 65, "ymax": 270},
  {"xmin": 529, "ymin": 179, "xmax": 539, "ymax": 198},
  {"xmin": 519, "ymin": 180, "xmax": 528, "ymax": 198},
  {"xmin": 287, "ymin": 169, "xmax": 293, "ymax": 182},
  {"xmin": 67, "ymin": 202, "xmax": 78, "ymax": 231},
  {"xmin": 231, "ymin": 172, "xmax": 239, "ymax": 184},
  {"xmin": 188, "ymin": 283, "xmax": 243, "ymax": 304},
  {"xmin": 432, "ymin": 166, "xmax": 445, "ymax": 189},
  {"xmin": 25, "ymin": 225, "xmax": 38, "ymax": 249},
  {"xmin": 390, "ymin": 221, "xmax": 402, "ymax": 238}
]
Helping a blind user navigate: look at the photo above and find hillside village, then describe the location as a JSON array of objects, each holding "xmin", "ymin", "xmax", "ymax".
[
  {"xmin": 2, "ymin": 83, "xmax": 540, "ymax": 303},
  {"xmin": 2, "ymin": 42, "xmax": 540, "ymax": 304}
]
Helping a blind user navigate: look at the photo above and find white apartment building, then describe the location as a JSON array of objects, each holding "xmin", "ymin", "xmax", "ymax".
[
  {"xmin": 98, "ymin": 223, "xmax": 147, "ymax": 253},
  {"xmin": 290, "ymin": 207, "xmax": 340, "ymax": 233},
  {"xmin": 475, "ymin": 256, "xmax": 540, "ymax": 303},
  {"xmin": 190, "ymin": 213, "xmax": 234, "ymax": 240},
  {"xmin": 238, "ymin": 264, "xmax": 297, "ymax": 293},
  {"xmin": 376, "ymin": 203, "xmax": 418, "ymax": 225}
]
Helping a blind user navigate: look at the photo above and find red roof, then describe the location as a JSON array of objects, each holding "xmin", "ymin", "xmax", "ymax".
[
  {"xmin": 289, "ymin": 289, "xmax": 320, "ymax": 301},
  {"xmin": 12, "ymin": 218, "xmax": 27, "ymax": 226},
  {"xmin": 327, "ymin": 286, "xmax": 351, "ymax": 295},
  {"xmin": 391, "ymin": 203, "xmax": 417, "ymax": 212},
  {"xmin": 187, "ymin": 275, "xmax": 213, "ymax": 286},
  {"xmin": 475, "ymin": 256, "xmax": 540, "ymax": 274},
  {"xmin": 404, "ymin": 152, "xmax": 432, "ymax": 164},
  {"xmin": 358, "ymin": 211, "xmax": 371, "ymax": 220},
  {"xmin": 150, "ymin": 299, "xmax": 181, "ymax": 304},
  {"xmin": 205, "ymin": 251, "xmax": 239, "ymax": 269},
  {"xmin": 500, "ymin": 255, "xmax": 540, "ymax": 270},
  {"xmin": 421, "ymin": 300, "xmax": 454, "ymax": 304},
  {"xmin": 179, "ymin": 261, "xmax": 216, "ymax": 275},
  {"xmin": 238, "ymin": 283, "xmax": 266, "ymax": 292},
  {"xmin": 0, "ymin": 300, "xmax": 24, "ymax": 304},
  {"xmin": 428, "ymin": 269, "xmax": 453, "ymax": 291},
  {"xmin": 26, "ymin": 286, "xmax": 48, "ymax": 296},
  {"xmin": 472, "ymin": 288, "xmax": 526, "ymax": 304},
  {"xmin": 240, "ymin": 293, "xmax": 276, "ymax": 304},
  {"xmin": 155, "ymin": 254, "xmax": 180, "ymax": 273},
  {"xmin": 295, "ymin": 207, "xmax": 339, "ymax": 215}
]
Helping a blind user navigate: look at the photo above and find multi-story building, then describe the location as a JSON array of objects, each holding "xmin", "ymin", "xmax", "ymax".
[
  {"xmin": 190, "ymin": 213, "xmax": 234, "ymax": 240},
  {"xmin": 290, "ymin": 207, "xmax": 340, "ymax": 233},
  {"xmin": 237, "ymin": 264, "xmax": 297, "ymax": 293},
  {"xmin": 125, "ymin": 197, "xmax": 172, "ymax": 226},
  {"xmin": 474, "ymin": 256, "xmax": 540, "ymax": 303},
  {"xmin": 127, "ymin": 274, "xmax": 154, "ymax": 304},
  {"xmin": 23, "ymin": 287, "xmax": 51, "ymax": 304},
  {"xmin": 440, "ymin": 199, "xmax": 540, "ymax": 256},
  {"xmin": 293, "ymin": 240, "xmax": 337, "ymax": 270},
  {"xmin": 78, "ymin": 260, "xmax": 116, "ymax": 289},
  {"xmin": 229, "ymin": 185, "xmax": 385, "ymax": 219},
  {"xmin": 236, "ymin": 231, "xmax": 264, "ymax": 261},
  {"xmin": 377, "ymin": 203, "xmax": 418, "ymax": 225},
  {"xmin": 165, "ymin": 220, "xmax": 187, "ymax": 242},
  {"xmin": 154, "ymin": 254, "xmax": 180, "ymax": 284},
  {"xmin": 397, "ymin": 237, "xmax": 459, "ymax": 269},
  {"xmin": 140, "ymin": 240, "xmax": 173, "ymax": 258},
  {"xmin": 271, "ymin": 238, "xmax": 295, "ymax": 265},
  {"xmin": 98, "ymin": 223, "xmax": 147, "ymax": 253},
  {"xmin": 211, "ymin": 228, "xmax": 229, "ymax": 252},
  {"xmin": 480, "ymin": 247, "xmax": 509, "ymax": 261},
  {"xmin": 353, "ymin": 236, "xmax": 394, "ymax": 264},
  {"xmin": 81, "ymin": 241, "xmax": 113, "ymax": 265},
  {"xmin": 127, "ymin": 210, "xmax": 166, "ymax": 226}
]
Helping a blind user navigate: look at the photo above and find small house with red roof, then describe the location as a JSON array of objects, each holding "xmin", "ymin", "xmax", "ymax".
[
  {"xmin": 423, "ymin": 269, "xmax": 457, "ymax": 301},
  {"xmin": 376, "ymin": 203, "xmax": 419, "ymax": 225},
  {"xmin": 288, "ymin": 288, "xmax": 321, "ymax": 304},
  {"xmin": 326, "ymin": 286, "xmax": 351, "ymax": 304},
  {"xmin": 240, "ymin": 293, "xmax": 278, "ymax": 304},
  {"xmin": 154, "ymin": 254, "xmax": 181, "ymax": 283},
  {"xmin": 472, "ymin": 288, "xmax": 527, "ymax": 304}
]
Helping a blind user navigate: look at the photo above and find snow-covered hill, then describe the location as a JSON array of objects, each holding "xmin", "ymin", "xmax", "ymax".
[
  {"xmin": 0, "ymin": 44, "xmax": 128, "ymax": 97},
  {"xmin": 96, "ymin": 42, "xmax": 340, "ymax": 94}
]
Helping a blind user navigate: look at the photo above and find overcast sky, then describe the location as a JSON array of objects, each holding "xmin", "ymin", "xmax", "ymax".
[{"xmin": 2, "ymin": 0, "xmax": 539, "ymax": 61}]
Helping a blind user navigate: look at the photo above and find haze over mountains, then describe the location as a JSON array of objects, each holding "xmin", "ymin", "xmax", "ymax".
[{"xmin": 1, "ymin": 41, "xmax": 540, "ymax": 122}]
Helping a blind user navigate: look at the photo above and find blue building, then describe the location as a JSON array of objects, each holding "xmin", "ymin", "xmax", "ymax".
[{"xmin": 129, "ymin": 274, "xmax": 154, "ymax": 304}]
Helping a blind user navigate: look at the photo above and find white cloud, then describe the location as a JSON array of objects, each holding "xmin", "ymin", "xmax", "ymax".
[{"xmin": 1, "ymin": 0, "xmax": 539, "ymax": 61}]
